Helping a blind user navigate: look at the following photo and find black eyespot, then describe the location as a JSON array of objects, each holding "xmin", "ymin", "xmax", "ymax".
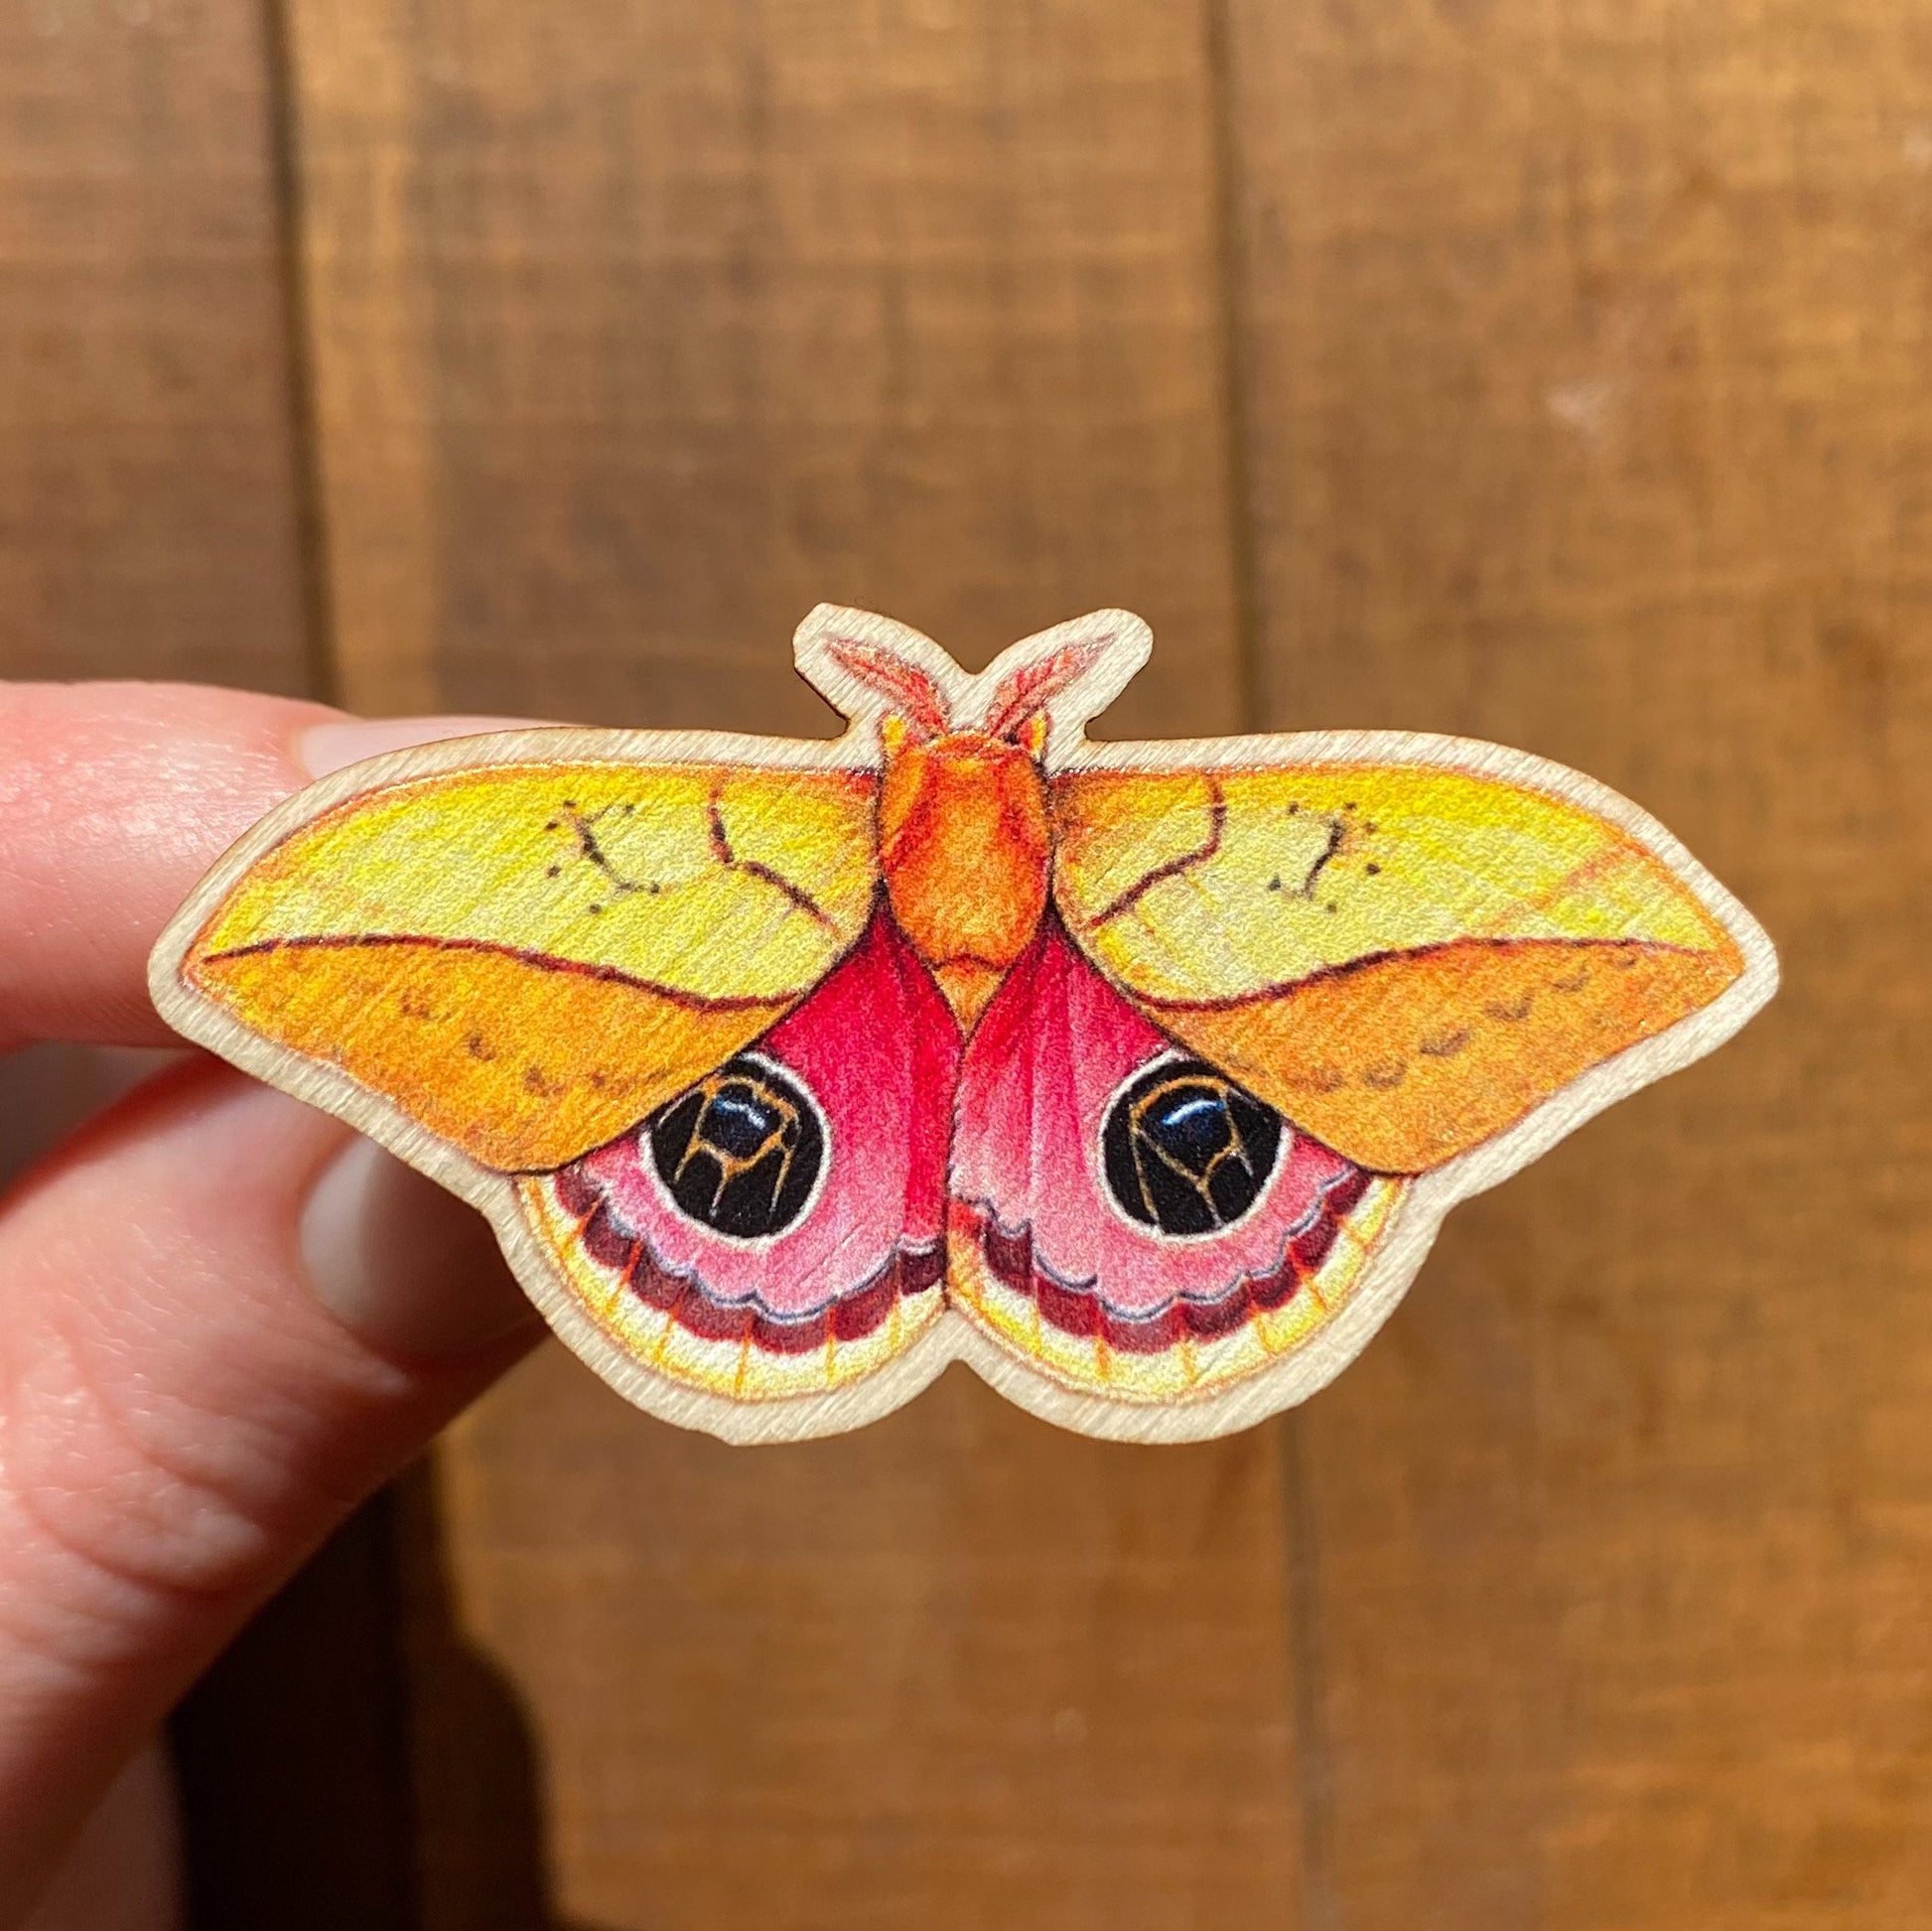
[
  {"xmin": 648, "ymin": 1055, "xmax": 825, "ymax": 1240},
  {"xmin": 1101, "ymin": 1057, "xmax": 1282, "ymax": 1237}
]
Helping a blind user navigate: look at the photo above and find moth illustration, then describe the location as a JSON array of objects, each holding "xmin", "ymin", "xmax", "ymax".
[{"xmin": 151, "ymin": 608, "xmax": 1776, "ymax": 1443}]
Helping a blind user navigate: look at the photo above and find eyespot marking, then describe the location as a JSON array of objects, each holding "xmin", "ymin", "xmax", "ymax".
[
  {"xmin": 1101, "ymin": 1056, "xmax": 1283, "ymax": 1238},
  {"xmin": 648, "ymin": 1053, "xmax": 828, "ymax": 1242}
]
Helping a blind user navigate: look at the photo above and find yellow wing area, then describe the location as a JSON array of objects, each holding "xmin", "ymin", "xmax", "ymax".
[
  {"xmin": 1052, "ymin": 762, "xmax": 1743, "ymax": 1173},
  {"xmin": 186, "ymin": 760, "xmax": 879, "ymax": 1172}
]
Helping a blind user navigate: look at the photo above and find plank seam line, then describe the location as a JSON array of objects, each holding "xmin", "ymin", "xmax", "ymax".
[{"xmin": 259, "ymin": 0, "xmax": 343, "ymax": 709}]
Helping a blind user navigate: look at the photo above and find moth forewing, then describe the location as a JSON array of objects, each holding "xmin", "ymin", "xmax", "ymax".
[
  {"xmin": 1049, "ymin": 734, "xmax": 1772, "ymax": 1175},
  {"xmin": 158, "ymin": 737, "xmax": 881, "ymax": 1172}
]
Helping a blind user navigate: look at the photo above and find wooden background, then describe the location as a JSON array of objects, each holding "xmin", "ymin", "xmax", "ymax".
[{"xmin": 4, "ymin": 0, "xmax": 1929, "ymax": 1923}]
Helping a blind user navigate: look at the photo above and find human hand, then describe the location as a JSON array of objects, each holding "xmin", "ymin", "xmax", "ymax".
[{"xmin": 0, "ymin": 685, "xmax": 549, "ymax": 1926}]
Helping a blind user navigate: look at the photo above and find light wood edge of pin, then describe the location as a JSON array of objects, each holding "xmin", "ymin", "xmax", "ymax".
[{"xmin": 147, "ymin": 696, "xmax": 1778, "ymax": 1448}]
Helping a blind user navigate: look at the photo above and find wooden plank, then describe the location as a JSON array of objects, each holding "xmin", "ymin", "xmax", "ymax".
[
  {"xmin": 1227, "ymin": 0, "xmax": 1932, "ymax": 1921},
  {"xmin": 0, "ymin": 0, "xmax": 315, "ymax": 690},
  {"xmin": 287, "ymin": 0, "xmax": 1245, "ymax": 741},
  {"xmin": 284, "ymin": 4, "xmax": 1307, "ymax": 1925},
  {"xmin": 0, "ymin": 6, "xmax": 418, "ymax": 1923}
]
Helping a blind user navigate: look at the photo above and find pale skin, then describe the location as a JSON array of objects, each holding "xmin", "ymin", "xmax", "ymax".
[{"xmin": 0, "ymin": 685, "xmax": 550, "ymax": 1928}]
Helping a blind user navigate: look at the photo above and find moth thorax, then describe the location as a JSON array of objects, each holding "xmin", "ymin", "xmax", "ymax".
[{"xmin": 877, "ymin": 731, "xmax": 1049, "ymax": 1029}]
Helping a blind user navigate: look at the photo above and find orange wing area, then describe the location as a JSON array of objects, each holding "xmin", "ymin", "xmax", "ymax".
[
  {"xmin": 1154, "ymin": 938, "xmax": 1735, "ymax": 1174},
  {"xmin": 1052, "ymin": 762, "xmax": 1744, "ymax": 1173},
  {"xmin": 184, "ymin": 759, "xmax": 879, "ymax": 1172}
]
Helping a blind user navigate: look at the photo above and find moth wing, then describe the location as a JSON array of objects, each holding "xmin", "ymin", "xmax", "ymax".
[
  {"xmin": 1051, "ymin": 756, "xmax": 1760, "ymax": 1173},
  {"xmin": 526, "ymin": 906, "xmax": 959, "ymax": 1407},
  {"xmin": 948, "ymin": 920, "xmax": 1404, "ymax": 1409},
  {"xmin": 161, "ymin": 747, "xmax": 881, "ymax": 1172}
]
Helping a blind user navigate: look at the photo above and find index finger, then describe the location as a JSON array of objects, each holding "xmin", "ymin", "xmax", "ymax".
[{"xmin": 0, "ymin": 684, "xmax": 536, "ymax": 1049}]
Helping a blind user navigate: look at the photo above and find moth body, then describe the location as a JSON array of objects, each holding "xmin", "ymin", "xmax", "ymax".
[{"xmin": 876, "ymin": 726, "xmax": 1050, "ymax": 1028}]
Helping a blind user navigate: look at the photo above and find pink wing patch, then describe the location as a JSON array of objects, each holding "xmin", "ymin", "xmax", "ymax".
[
  {"xmin": 548, "ymin": 906, "xmax": 957, "ymax": 1361},
  {"xmin": 950, "ymin": 919, "xmax": 1371, "ymax": 1365}
]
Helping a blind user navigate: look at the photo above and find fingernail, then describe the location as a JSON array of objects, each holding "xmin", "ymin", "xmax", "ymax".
[
  {"xmin": 300, "ymin": 1137, "xmax": 540, "ymax": 1361},
  {"xmin": 298, "ymin": 715, "xmax": 549, "ymax": 781}
]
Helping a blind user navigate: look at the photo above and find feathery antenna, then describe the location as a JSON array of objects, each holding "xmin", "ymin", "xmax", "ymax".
[
  {"xmin": 983, "ymin": 635, "xmax": 1111, "ymax": 741},
  {"xmin": 823, "ymin": 635, "xmax": 952, "ymax": 739}
]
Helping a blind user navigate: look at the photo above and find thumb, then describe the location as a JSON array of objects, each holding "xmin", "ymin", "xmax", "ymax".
[{"xmin": 0, "ymin": 1053, "xmax": 538, "ymax": 1916}]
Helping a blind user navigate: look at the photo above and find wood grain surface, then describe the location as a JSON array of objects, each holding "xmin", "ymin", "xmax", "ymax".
[
  {"xmin": 8, "ymin": 0, "xmax": 1930, "ymax": 1921},
  {"xmin": 0, "ymin": 0, "xmax": 314, "ymax": 689}
]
